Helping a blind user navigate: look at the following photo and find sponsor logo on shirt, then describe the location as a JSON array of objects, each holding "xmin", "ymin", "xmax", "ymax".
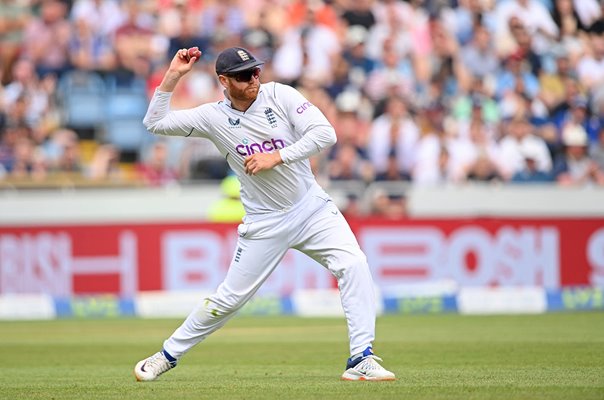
[
  {"xmin": 228, "ymin": 117, "xmax": 241, "ymax": 127},
  {"xmin": 296, "ymin": 101, "xmax": 314, "ymax": 114},
  {"xmin": 236, "ymin": 137, "xmax": 285, "ymax": 156}
]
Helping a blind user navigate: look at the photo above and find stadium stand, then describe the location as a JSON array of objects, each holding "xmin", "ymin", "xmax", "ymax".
[{"xmin": 1, "ymin": 0, "xmax": 604, "ymax": 215}]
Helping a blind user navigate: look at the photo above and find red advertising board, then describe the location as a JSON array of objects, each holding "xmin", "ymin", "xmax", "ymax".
[{"xmin": 1, "ymin": 218, "xmax": 602, "ymax": 296}]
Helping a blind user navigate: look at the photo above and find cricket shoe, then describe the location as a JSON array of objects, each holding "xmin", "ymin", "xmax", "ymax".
[
  {"xmin": 341, "ymin": 347, "xmax": 395, "ymax": 381},
  {"xmin": 134, "ymin": 351, "xmax": 176, "ymax": 381}
]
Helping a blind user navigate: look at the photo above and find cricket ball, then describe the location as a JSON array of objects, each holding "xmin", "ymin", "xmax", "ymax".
[{"xmin": 187, "ymin": 47, "xmax": 202, "ymax": 63}]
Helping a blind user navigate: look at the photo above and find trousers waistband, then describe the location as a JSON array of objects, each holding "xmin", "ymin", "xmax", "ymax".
[{"xmin": 243, "ymin": 183, "xmax": 328, "ymax": 223}]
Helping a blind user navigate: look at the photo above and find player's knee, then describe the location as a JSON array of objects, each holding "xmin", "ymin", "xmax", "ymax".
[
  {"xmin": 329, "ymin": 253, "xmax": 369, "ymax": 280},
  {"xmin": 203, "ymin": 295, "xmax": 246, "ymax": 319}
]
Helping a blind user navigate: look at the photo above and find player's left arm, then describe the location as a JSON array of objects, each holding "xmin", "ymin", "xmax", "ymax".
[
  {"xmin": 244, "ymin": 83, "xmax": 337, "ymax": 175},
  {"xmin": 275, "ymin": 83, "xmax": 336, "ymax": 163}
]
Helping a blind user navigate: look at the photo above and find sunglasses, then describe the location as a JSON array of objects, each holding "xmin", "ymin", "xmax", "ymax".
[{"xmin": 226, "ymin": 67, "xmax": 261, "ymax": 82}]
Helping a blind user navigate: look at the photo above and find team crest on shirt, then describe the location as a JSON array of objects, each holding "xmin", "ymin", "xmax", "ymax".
[
  {"xmin": 264, "ymin": 108, "xmax": 277, "ymax": 128},
  {"xmin": 228, "ymin": 117, "xmax": 241, "ymax": 127}
]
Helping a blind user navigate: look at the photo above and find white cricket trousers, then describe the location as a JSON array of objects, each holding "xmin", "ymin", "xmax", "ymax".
[{"xmin": 163, "ymin": 186, "xmax": 377, "ymax": 358}]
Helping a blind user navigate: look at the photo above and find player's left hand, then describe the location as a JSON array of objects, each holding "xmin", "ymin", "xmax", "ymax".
[{"xmin": 244, "ymin": 151, "xmax": 283, "ymax": 175}]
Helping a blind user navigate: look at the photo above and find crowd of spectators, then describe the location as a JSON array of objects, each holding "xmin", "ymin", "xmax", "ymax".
[{"xmin": 2, "ymin": 0, "xmax": 604, "ymax": 206}]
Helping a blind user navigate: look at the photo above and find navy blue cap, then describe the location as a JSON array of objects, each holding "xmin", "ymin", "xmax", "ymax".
[{"xmin": 215, "ymin": 47, "xmax": 264, "ymax": 75}]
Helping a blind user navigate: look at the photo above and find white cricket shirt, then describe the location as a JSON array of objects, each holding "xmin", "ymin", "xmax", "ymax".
[{"xmin": 143, "ymin": 82, "xmax": 336, "ymax": 216}]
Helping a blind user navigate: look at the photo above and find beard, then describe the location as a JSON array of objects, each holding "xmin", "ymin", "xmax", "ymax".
[{"xmin": 229, "ymin": 83, "xmax": 260, "ymax": 102}]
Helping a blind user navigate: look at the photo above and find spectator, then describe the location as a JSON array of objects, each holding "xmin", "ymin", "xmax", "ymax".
[
  {"xmin": 572, "ymin": 0, "xmax": 601, "ymax": 29},
  {"xmin": 553, "ymin": 124, "xmax": 604, "ymax": 185},
  {"xmin": 240, "ymin": 7, "xmax": 276, "ymax": 64},
  {"xmin": 511, "ymin": 21, "xmax": 543, "ymax": 76},
  {"xmin": 137, "ymin": 141, "xmax": 179, "ymax": 187},
  {"xmin": 70, "ymin": 0, "xmax": 126, "ymax": 38},
  {"xmin": 54, "ymin": 134, "xmax": 83, "ymax": 175},
  {"xmin": 88, "ymin": 143, "xmax": 121, "ymax": 181},
  {"xmin": 590, "ymin": 127, "xmax": 604, "ymax": 170},
  {"xmin": 412, "ymin": 103, "xmax": 453, "ymax": 185},
  {"xmin": 365, "ymin": 1, "xmax": 415, "ymax": 61},
  {"xmin": 576, "ymin": 31, "xmax": 604, "ymax": 91},
  {"xmin": 5, "ymin": 92, "xmax": 29, "ymax": 128},
  {"xmin": 2, "ymin": 58, "xmax": 53, "ymax": 127},
  {"xmin": 539, "ymin": 52, "xmax": 577, "ymax": 112},
  {"xmin": 449, "ymin": 120, "xmax": 503, "ymax": 182},
  {"xmin": 426, "ymin": 17, "xmax": 471, "ymax": 100},
  {"xmin": 465, "ymin": 153, "xmax": 503, "ymax": 183},
  {"xmin": 342, "ymin": 25, "xmax": 375, "ymax": 88},
  {"xmin": 511, "ymin": 141, "xmax": 555, "ymax": 183},
  {"xmin": 452, "ymin": 79, "xmax": 499, "ymax": 136},
  {"xmin": 364, "ymin": 40, "xmax": 415, "ymax": 102},
  {"xmin": 370, "ymin": 190, "xmax": 407, "ymax": 220},
  {"xmin": 372, "ymin": 0, "xmax": 415, "ymax": 28},
  {"xmin": 9, "ymin": 136, "xmax": 39, "ymax": 179},
  {"xmin": 375, "ymin": 149, "xmax": 409, "ymax": 181},
  {"xmin": 0, "ymin": 0, "xmax": 29, "ymax": 85},
  {"xmin": 551, "ymin": 0, "xmax": 591, "ymax": 36},
  {"xmin": 156, "ymin": 0, "xmax": 203, "ymax": 41},
  {"xmin": 413, "ymin": 138, "xmax": 452, "ymax": 186},
  {"xmin": 324, "ymin": 55, "xmax": 353, "ymax": 100},
  {"xmin": 285, "ymin": 0, "xmax": 339, "ymax": 31},
  {"xmin": 328, "ymin": 143, "xmax": 374, "ymax": 183},
  {"xmin": 340, "ymin": 193, "xmax": 363, "ymax": 219},
  {"xmin": 273, "ymin": 4, "xmax": 341, "ymax": 84},
  {"xmin": 340, "ymin": 0, "xmax": 376, "ymax": 31},
  {"xmin": 495, "ymin": 51, "xmax": 540, "ymax": 100},
  {"xmin": 68, "ymin": 17, "xmax": 117, "ymax": 73},
  {"xmin": 0, "ymin": 123, "xmax": 26, "ymax": 173},
  {"xmin": 553, "ymin": 95, "xmax": 602, "ymax": 144},
  {"xmin": 460, "ymin": 24, "xmax": 499, "ymax": 79},
  {"xmin": 367, "ymin": 96, "xmax": 419, "ymax": 180},
  {"xmin": 498, "ymin": 115, "xmax": 552, "ymax": 179},
  {"xmin": 330, "ymin": 92, "xmax": 371, "ymax": 158},
  {"xmin": 41, "ymin": 128, "xmax": 78, "ymax": 167},
  {"xmin": 112, "ymin": 1, "xmax": 157, "ymax": 85},
  {"xmin": 537, "ymin": 122, "xmax": 562, "ymax": 160},
  {"xmin": 548, "ymin": 74, "xmax": 586, "ymax": 118},
  {"xmin": 200, "ymin": 0, "xmax": 245, "ymax": 42},
  {"xmin": 176, "ymin": 135, "xmax": 228, "ymax": 181},
  {"xmin": 21, "ymin": 0, "xmax": 72, "ymax": 78},
  {"xmin": 493, "ymin": 0, "xmax": 558, "ymax": 55},
  {"xmin": 451, "ymin": 0, "xmax": 491, "ymax": 42}
]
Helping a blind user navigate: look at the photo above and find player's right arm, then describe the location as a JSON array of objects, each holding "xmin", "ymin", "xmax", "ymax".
[
  {"xmin": 157, "ymin": 48, "xmax": 199, "ymax": 92},
  {"xmin": 143, "ymin": 48, "xmax": 209, "ymax": 137}
]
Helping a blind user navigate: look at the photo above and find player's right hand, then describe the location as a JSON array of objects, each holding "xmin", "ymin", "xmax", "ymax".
[{"xmin": 168, "ymin": 47, "xmax": 202, "ymax": 77}]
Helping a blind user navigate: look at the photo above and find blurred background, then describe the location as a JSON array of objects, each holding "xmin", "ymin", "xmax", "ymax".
[{"xmin": 0, "ymin": 0, "xmax": 603, "ymax": 319}]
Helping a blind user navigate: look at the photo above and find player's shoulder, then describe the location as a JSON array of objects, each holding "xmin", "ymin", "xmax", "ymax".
[
  {"xmin": 261, "ymin": 81, "xmax": 301, "ymax": 99},
  {"xmin": 205, "ymin": 98, "xmax": 226, "ymax": 109},
  {"xmin": 193, "ymin": 101, "xmax": 227, "ymax": 126},
  {"xmin": 191, "ymin": 98, "xmax": 222, "ymax": 111}
]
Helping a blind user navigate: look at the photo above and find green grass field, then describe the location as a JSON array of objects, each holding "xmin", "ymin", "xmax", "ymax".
[{"xmin": 1, "ymin": 312, "xmax": 603, "ymax": 400}]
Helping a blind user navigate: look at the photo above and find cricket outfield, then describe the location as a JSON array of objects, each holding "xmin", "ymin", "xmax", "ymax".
[{"xmin": 1, "ymin": 312, "xmax": 602, "ymax": 400}]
